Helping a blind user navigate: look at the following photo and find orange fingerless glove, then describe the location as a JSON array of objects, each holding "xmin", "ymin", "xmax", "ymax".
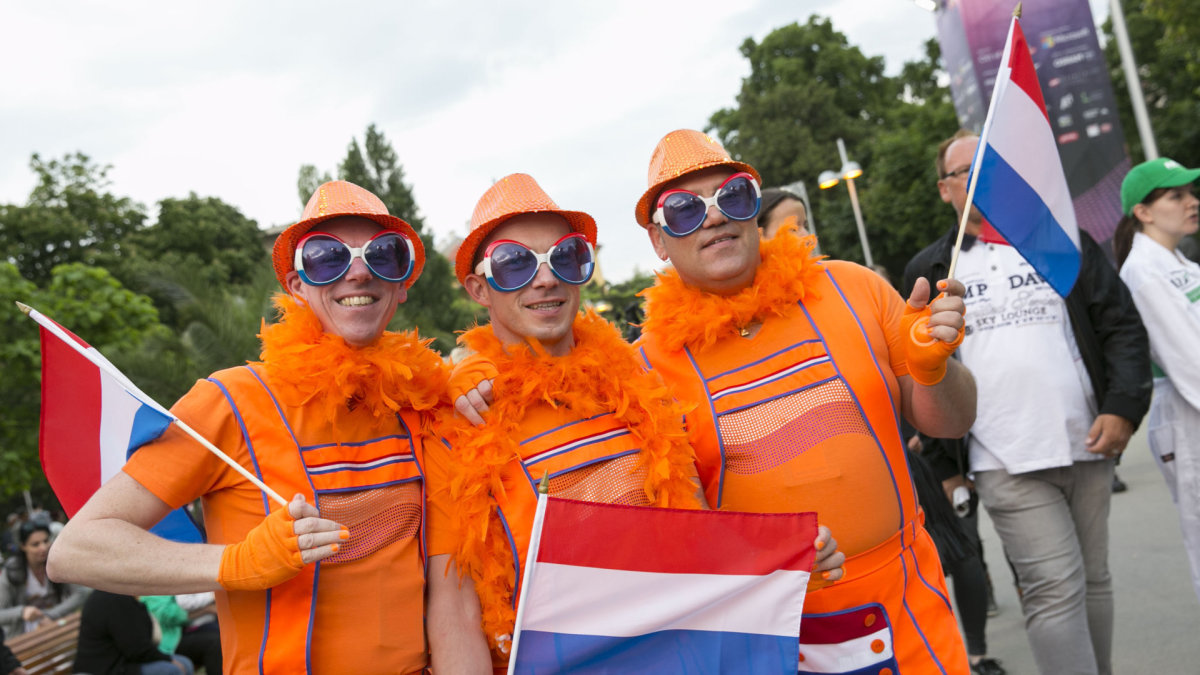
[
  {"xmin": 899, "ymin": 300, "xmax": 964, "ymax": 386},
  {"xmin": 217, "ymin": 506, "xmax": 303, "ymax": 591},
  {"xmin": 447, "ymin": 353, "xmax": 499, "ymax": 403}
]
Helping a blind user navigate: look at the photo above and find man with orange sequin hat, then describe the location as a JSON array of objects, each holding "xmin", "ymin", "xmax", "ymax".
[
  {"xmin": 423, "ymin": 173, "xmax": 847, "ymax": 672},
  {"xmin": 49, "ymin": 181, "xmax": 450, "ymax": 674},
  {"xmin": 631, "ymin": 129, "xmax": 977, "ymax": 673}
]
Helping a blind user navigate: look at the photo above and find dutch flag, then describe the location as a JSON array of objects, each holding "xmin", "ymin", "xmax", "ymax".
[
  {"xmin": 970, "ymin": 14, "xmax": 1082, "ymax": 297},
  {"xmin": 509, "ymin": 497, "xmax": 817, "ymax": 674},
  {"xmin": 27, "ymin": 303, "xmax": 202, "ymax": 542}
]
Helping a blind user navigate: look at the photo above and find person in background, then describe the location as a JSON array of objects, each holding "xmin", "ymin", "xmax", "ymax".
[
  {"xmin": 1114, "ymin": 156, "xmax": 1200, "ymax": 602},
  {"xmin": 757, "ymin": 187, "xmax": 808, "ymax": 238},
  {"xmin": 73, "ymin": 590, "xmax": 193, "ymax": 675},
  {"xmin": 0, "ymin": 521, "xmax": 87, "ymax": 638},
  {"xmin": 905, "ymin": 130, "xmax": 1151, "ymax": 675},
  {"xmin": 141, "ymin": 594, "xmax": 221, "ymax": 675}
]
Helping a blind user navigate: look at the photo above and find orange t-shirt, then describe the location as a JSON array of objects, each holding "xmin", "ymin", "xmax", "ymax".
[{"xmin": 124, "ymin": 366, "xmax": 431, "ymax": 675}]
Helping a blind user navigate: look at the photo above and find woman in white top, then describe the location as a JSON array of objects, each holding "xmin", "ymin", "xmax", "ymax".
[{"xmin": 1115, "ymin": 156, "xmax": 1200, "ymax": 602}]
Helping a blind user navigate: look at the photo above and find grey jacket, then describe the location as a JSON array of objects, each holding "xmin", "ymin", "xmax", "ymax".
[{"xmin": 0, "ymin": 554, "xmax": 88, "ymax": 637}]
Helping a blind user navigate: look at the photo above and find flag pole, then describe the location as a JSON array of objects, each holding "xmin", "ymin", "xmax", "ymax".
[
  {"xmin": 946, "ymin": 5, "xmax": 1021, "ymax": 281},
  {"xmin": 17, "ymin": 301, "xmax": 288, "ymax": 508},
  {"xmin": 506, "ymin": 473, "xmax": 550, "ymax": 675}
]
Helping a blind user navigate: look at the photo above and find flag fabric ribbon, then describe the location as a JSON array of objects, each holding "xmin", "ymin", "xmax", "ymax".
[
  {"xmin": 508, "ymin": 496, "xmax": 817, "ymax": 674},
  {"xmin": 970, "ymin": 15, "xmax": 1082, "ymax": 297},
  {"xmin": 27, "ymin": 304, "xmax": 202, "ymax": 543}
]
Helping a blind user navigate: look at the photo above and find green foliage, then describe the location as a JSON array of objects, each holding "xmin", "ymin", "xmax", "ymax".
[
  {"xmin": 298, "ymin": 124, "xmax": 476, "ymax": 353},
  {"xmin": 0, "ymin": 263, "xmax": 166, "ymax": 499},
  {"xmin": 1103, "ymin": 0, "xmax": 1200, "ymax": 166},
  {"xmin": 581, "ymin": 271, "xmax": 658, "ymax": 341},
  {"xmin": 0, "ymin": 153, "xmax": 147, "ymax": 285},
  {"xmin": 709, "ymin": 25, "xmax": 958, "ymax": 284}
]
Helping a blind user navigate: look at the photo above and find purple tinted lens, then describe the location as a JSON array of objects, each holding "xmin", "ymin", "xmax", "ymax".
[
  {"xmin": 716, "ymin": 177, "xmax": 759, "ymax": 220},
  {"xmin": 490, "ymin": 242, "xmax": 538, "ymax": 290},
  {"xmin": 549, "ymin": 236, "xmax": 594, "ymax": 283},
  {"xmin": 363, "ymin": 233, "xmax": 410, "ymax": 281},
  {"xmin": 300, "ymin": 236, "xmax": 351, "ymax": 283},
  {"xmin": 662, "ymin": 192, "xmax": 707, "ymax": 235}
]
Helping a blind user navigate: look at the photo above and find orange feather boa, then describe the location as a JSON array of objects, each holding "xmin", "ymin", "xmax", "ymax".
[
  {"xmin": 640, "ymin": 228, "xmax": 826, "ymax": 353},
  {"xmin": 256, "ymin": 294, "xmax": 447, "ymax": 423},
  {"xmin": 435, "ymin": 310, "xmax": 700, "ymax": 656}
]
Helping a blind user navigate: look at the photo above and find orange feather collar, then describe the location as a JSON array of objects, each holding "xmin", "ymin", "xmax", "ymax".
[
  {"xmin": 256, "ymin": 294, "xmax": 447, "ymax": 423},
  {"xmin": 640, "ymin": 229, "xmax": 825, "ymax": 353}
]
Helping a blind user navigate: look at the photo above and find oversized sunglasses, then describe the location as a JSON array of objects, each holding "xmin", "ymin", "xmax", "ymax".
[
  {"xmin": 652, "ymin": 172, "xmax": 762, "ymax": 237},
  {"xmin": 294, "ymin": 230, "xmax": 416, "ymax": 286},
  {"xmin": 478, "ymin": 232, "xmax": 595, "ymax": 292}
]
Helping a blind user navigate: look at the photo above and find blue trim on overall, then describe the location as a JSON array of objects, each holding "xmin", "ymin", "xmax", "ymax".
[
  {"xmin": 704, "ymin": 338, "xmax": 821, "ymax": 382},
  {"xmin": 900, "ymin": 550, "xmax": 949, "ymax": 675},
  {"xmin": 684, "ymin": 345, "xmax": 726, "ymax": 508},
  {"xmin": 300, "ymin": 434, "xmax": 412, "ymax": 452},
  {"xmin": 717, "ymin": 375, "xmax": 839, "ymax": 417},
  {"xmin": 246, "ymin": 366, "xmax": 320, "ymax": 675},
  {"xmin": 519, "ymin": 411, "xmax": 613, "ymax": 446},
  {"xmin": 496, "ymin": 507, "xmax": 521, "ymax": 609}
]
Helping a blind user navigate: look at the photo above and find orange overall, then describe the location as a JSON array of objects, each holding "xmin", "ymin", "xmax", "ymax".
[
  {"xmin": 427, "ymin": 315, "xmax": 701, "ymax": 670},
  {"xmin": 639, "ymin": 260, "xmax": 969, "ymax": 674},
  {"xmin": 125, "ymin": 365, "xmax": 432, "ymax": 675}
]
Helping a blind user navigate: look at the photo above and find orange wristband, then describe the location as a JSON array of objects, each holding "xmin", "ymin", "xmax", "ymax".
[
  {"xmin": 448, "ymin": 353, "xmax": 499, "ymax": 403},
  {"xmin": 217, "ymin": 506, "xmax": 303, "ymax": 591},
  {"xmin": 899, "ymin": 300, "xmax": 964, "ymax": 386}
]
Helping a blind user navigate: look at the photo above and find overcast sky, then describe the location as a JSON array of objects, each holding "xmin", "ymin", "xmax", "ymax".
[{"xmin": 0, "ymin": 0, "xmax": 1113, "ymax": 283}]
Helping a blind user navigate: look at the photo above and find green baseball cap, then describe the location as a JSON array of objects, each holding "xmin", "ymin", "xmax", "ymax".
[{"xmin": 1121, "ymin": 157, "xmax": 1200, "ymax": 215}]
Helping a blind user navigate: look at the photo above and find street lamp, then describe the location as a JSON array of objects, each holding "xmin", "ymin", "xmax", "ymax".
[{"xmin": 818, "ymin": 138, "xmax": 874, "ymax": 268}]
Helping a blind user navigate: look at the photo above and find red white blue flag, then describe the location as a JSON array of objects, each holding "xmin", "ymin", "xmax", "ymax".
[
  {"xmin": 508, "ymin": 497, "xmax": 817, "ymax": 674},
  {"xmin": 29, "ymin": 304, "xmax": 202, "ymax": 542},
  {"xmin": 971, "ymin": 16, "xmax": 1081, "ymax": 297}
]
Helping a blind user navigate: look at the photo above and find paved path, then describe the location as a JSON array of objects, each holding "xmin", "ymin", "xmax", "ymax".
[{"xmin": 958, "ymin": 427, "xmax": 1200, "ymax": 673}]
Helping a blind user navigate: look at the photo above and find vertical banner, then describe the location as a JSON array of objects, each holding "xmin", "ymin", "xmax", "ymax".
[{"xmin": 936, "ymin": 0, "xmax": 1129, "ymax": 248}]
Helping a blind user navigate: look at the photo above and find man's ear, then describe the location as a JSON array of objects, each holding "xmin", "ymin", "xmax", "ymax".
[
  {"xmin": 285, "ymin": 271, "xmax": 305, "ymax": 298},
  {"xmin": 937, "ymin": 179, "xmax": 952, "ymax": 204},
  {"xmin": 463, "ymin": 274, "xmax": 492, "ymax": 307},
  {"xmin": 647, "ymin": 225, "xmax": 670, "ymax": 262}
]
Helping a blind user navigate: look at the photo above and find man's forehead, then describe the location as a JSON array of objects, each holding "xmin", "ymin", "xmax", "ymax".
[
  {"xmin": 661, "ymin": 166, "xmax": 737, "ymax": 195},
  {"xmin": 484, "ymin": 213, "xmax": 571, "ymax": 247},
  {"xmin": 311, "ymin": 215, "xmax": 385, "ymax": 238},
  {"xmin": 945, "ymin": 137, "xmax": 979, "ymax": 166}
]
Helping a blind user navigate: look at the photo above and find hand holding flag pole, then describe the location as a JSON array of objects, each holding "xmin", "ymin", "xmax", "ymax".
[
  {"xmin": 17, "ymin": 301, "xmax": 288, "ymax": 509},
  {"xmin": 946, "ymin": 3, "xmax": 1022, "ymax": 281},
  {"xmin": 944, "ymin": 2, "xmax": 1082, "ymax": 298}
]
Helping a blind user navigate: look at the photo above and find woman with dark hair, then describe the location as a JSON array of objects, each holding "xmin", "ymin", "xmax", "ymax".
[
  {"xmin": 757, "ymin": 187, "xmax": 808, "ymax": 238},
  {"xmin": 0, "ymin": 521, "xmax": 88, "ymax": 637},
  {"xmin": 1115, "ymin": 156, "xmax": 1200, "ymax": 602}
]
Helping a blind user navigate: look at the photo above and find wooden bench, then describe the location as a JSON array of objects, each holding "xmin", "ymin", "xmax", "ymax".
[{"xmin": 7, "ymin": 613, "xmax": 81, "ymax": 675}]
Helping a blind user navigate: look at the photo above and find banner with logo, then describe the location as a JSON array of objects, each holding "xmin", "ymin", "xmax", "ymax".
[{"xmin": 936, "ymin": 0, "xmax": 1129, "ymax": 247}]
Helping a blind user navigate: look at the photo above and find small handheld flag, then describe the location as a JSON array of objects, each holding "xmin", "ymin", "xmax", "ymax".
[
  {"xmin": 947, "ymin": 7, "xmax": 1082, "ymax": 297},
  {"xmin": 508, "ymin": 496, "xmax": 817, "ymax": 674},
  {"xmin": 19, "ymin": 302, "xmax": 287, "ymax": 532}
]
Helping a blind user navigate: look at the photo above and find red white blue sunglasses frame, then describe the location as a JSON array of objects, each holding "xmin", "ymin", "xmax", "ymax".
[
  {"xmin": 652, "ymin": 171, "xmax": 762, "ymax": 237},
  {"xmin": 477, "ymin": 232, "xmax": 595, "ymax": 292},
  {"xmin": 293, "ymin": 230, "xmax": 416, "ymax": 286}
]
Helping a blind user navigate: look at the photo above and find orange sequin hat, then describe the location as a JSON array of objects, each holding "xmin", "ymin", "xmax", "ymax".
[
  {"xmin": 272, "ymin": 180, "xmax": 426, "ymax": 289},
  {"xmin": 455, "ymin": 173, "xmax": 597, "ymax": 284},
  {"xmin": 634, "ymin": 129, "xmax": 761, "ymax": 227}
]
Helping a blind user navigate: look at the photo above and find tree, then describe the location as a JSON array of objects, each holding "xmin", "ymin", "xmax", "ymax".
[
  {"xmin": 0, "ymin": 262, "xmax": 166, "ymax": 498},
  {"xmin": 1103, "ymin": 0, "xmax": 1200, "ymax": 166},
  {"xmin": 118, "ymin": 194, "xmax": 270, "ymax": 330},
  {"xmin": 708, "ymin": 22, "xmax": 959, "ymax": 280},
  {"xmin": 297, "ymin": 125, "xmax": 476, "ymax": 352},
  {"xmin": 0, "ymin": 153, "xmax": 147, "ymax": 285}
]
